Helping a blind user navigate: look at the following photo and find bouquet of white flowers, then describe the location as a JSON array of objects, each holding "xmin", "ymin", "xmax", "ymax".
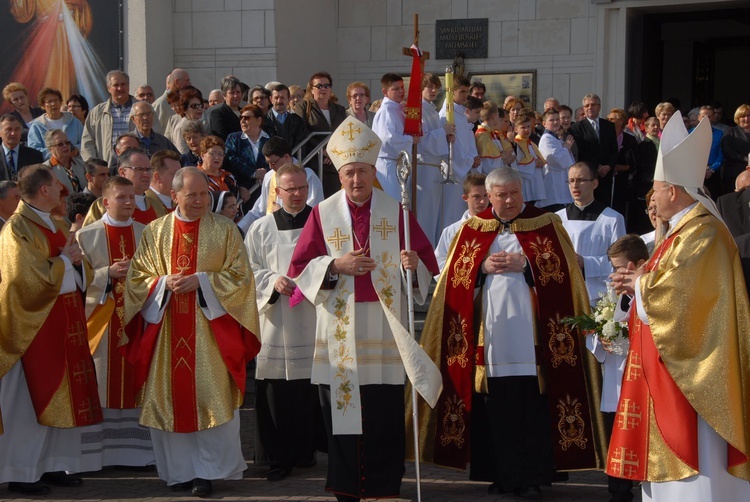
[{"xmin": 561, "ymin": 284, "xmax": 629, "ymax": 356}]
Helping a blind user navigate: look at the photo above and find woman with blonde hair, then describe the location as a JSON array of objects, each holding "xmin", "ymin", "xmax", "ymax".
[
  {"xmin": 654, "ymin": 102, "xmax": 675, "ymax": 132},
  {"xmin": 2, "ymin": 82, "xmax": 43, "ymax": 141},
  {"xmin": 721, "ymin": 103, "xmax": 750, "ymax": 194}
]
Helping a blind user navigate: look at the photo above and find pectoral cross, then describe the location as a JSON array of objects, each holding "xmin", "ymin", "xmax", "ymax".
[
  {"xmin": 327, "ymin": 228, "xmax": 350, "ymax": 251},
  {"xmin": 373, "ymin": 218, "xmax": 396, "ymax": 240}
]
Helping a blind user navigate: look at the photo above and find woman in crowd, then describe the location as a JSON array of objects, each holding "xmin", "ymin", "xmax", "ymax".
[
  {"xmin": 180, "ymin": 119, "xmax": 206, "ymax": 167},
  {"xmin": 225, "ymin": 103, "xmax": 270, "ymax": 203},
  {"xmin": 345, "ymin": 81, "xmax": 374, "ymax": 127},
  {"xmin": 294, "ymin": 71, "xmax": 347, "ymax": 197},
  {"xmin": 2, "ymin": 82, "xmax": 43, "ymax": 142},
  {"xmin": 503, "ymin": 97, "xmax": 524, "ymax": 142},
  {"xmin": 171, "ymin": 87, "xmax": 205, "ymax": 155},
  {"xmin": 43, "ymin": 129, "xmax": 86, "ymax": 194},
  {"xmin": 626, "ymin": 101, "xmax": 648, "ymax": 142},
  {"xmin": 66, "ymin": 94, "xmax": 89, "ymax": 125},
  {"xmin": 28, "ymin": 88, "xmax": 84, "ymax": 159},
  {"xmin": 557, "ymin": 104, "xmax": 578, "ymax": 161},
  {"xmin": 654, "ymin": 102, "xmax": 675, "ymax": 133},
  {"xmin": 288, "ymin": 85, "xmax": 304, "ymax": 112},
  {"xmin": 198, "ymin": 135, "xmax": 247, "ymax": 208},
  {"xmin": 721, "ymin": 104, "xmax": 750, "ymax": 194}
]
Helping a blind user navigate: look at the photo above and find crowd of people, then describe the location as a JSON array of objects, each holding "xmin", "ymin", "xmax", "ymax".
[{"xmin": 0, "ymin": 65, "xmax": 749, "ymax": 502}]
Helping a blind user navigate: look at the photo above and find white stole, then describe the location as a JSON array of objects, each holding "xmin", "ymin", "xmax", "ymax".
[{"xmin": 314, "ymin": 190, "xmax": 442, "ymax": 434}]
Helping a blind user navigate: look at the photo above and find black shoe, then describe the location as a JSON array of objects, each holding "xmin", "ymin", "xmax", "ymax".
[
  {"xmin": 295, "ymin": 456, "xmax": 317, "ymax": 468},
  {"xmin": 488, "ymin": 482, "xmax": 515, "ymax": 494},
  {"xmin": 40, "ymin": 472, "xmax": 83, "ymax": 487},
  {"xmin": 171, "ymin": 480, "xmax": 193, "ymax": 491},
  {"xmin": 267, "ymin": 467, "xmax": 291, "ymax": 481},
  {"xmin": 8, "ymin": 481, "xmax": 51, "ymax": 495},
  {"xmin": 515, "ymin": 485, "xmax": 542, "ymax": 499},
  {"xmin": 192, "ymin": 478, "xmax": 212, "ymax": 498}
]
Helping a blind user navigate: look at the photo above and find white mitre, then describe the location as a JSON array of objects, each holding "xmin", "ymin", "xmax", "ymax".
[
  {"xmin": 327, "ymin": 116, "xmax": 382, "ymax": 171},
  {"xmin": 653, "ymin": 111, "xmax": 723, "ymax": 221}
]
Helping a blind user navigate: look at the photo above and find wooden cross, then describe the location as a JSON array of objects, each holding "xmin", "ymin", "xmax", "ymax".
[
  {"xmin": 373, "ymin": 218, "xmax": 396, "ymax": 240},
  {"xmin": 327, "ymin": 228, "xmax": 351, "ymax": 251},
  {"xmin": 401, "ymin": 14, "xmax": 429, "ymax": 66},
  {"xmin": 402, "ymin": 13, "xmax": 429, "ymax": 217}
]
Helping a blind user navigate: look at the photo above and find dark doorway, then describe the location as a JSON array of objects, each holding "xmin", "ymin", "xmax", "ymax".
[{"xmin": 627, "ymin": 4, "xmax": 750, "ymax": 124}]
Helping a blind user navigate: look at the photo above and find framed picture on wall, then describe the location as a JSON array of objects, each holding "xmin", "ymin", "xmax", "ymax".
[{"xmin": 467, "ymin": 71, "xmax": 536, "ymax": 110}]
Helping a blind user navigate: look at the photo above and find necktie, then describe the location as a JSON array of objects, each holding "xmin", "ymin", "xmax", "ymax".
[
  {"xmin": 6, "ymin": 150, "xmax": 15, "ymax": 176},
  {"xmin": 592, "ymin": 119, "xmax": 599, "ymax": 138}
]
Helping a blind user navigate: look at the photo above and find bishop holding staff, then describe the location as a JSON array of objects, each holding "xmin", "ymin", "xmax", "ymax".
[
  {"xmin": 123, "ymin": 166, "xmax": 260, "ymax": 498},
  {"xmin": 288, "ymin": 116, "xmax": 441, "ymax": 502}
]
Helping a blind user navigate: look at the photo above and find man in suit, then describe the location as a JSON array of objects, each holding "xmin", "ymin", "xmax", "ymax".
[
  {"xmin": 0, "ymin": 114, "xmax": 44, "ymax": 180},
  {"xmin": 206, "ymin": 76, "xmax": 243, "ymax": 141},
  {"xmin": 264, "ymin": 84, "xmax": 308, "ymax": 151},
  {"xmin": 0, "ymin": 180, "xmax": 21, "ymax": 228},
  {"xmin": 717, "ymin": 169, "xmax": 750, "ymax": 290},
  {"xmin": 569, "ymin": 93, "xmax": 618, "ymax": 207}
]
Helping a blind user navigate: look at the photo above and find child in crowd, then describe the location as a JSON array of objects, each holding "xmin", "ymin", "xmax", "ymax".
[
  {"xmin": 513, "ymin": 108, "xmax": 546, "ymax": 203},
  {"xmin": 475, "ymin": 102, "xmax": 516, "ymax": 174}
]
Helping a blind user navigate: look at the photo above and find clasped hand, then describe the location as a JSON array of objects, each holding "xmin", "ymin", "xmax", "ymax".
[
  {"xmin": 332, "ymin": 249, "xmax": 419, "ymax": 276},
  {"xmin": 482, "ymin": 251, "xmax": 525, "ymax": 274},
  {"xmin": 166, "ymin": 273, "xmax": 200, "ymax": 295},
  {"xmin": 609, "ymin": 264, "xmax": 644, "ymax": 297}
]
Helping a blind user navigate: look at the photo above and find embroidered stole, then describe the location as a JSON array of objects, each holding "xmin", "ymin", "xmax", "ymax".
[
  {"xmin": 267, "ymin": 171, "xmax": 278, "ymax": 214},
  {"xmin": 22, "ymin": 223, "xmax": 102, "ymax": 427},
  {"xmin": 103, "ymin": 224, "xmax": 137, "ymax": 408},
  {"xmin": 169, "ymin": 217, "xmax": 201, "ymax": 433},
  {"xmin": 319, "ymin": 190, "xmax": 441, "ymax": 434}
]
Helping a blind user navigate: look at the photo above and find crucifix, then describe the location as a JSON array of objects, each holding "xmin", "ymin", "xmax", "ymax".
[{"xmin": 402, "ymin": 14, "xmax": 429, "ymax": 218}]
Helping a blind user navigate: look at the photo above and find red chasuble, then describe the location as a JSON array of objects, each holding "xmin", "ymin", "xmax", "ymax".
[
  {"xmin": 133, "ymin": 205, "xmax": 159, "ymax": 225},
  {"xmin": 606, "ymin": 234, "xmax": 746, "ymax": 480},
  {"xmin": 22, "ymin": 223, "xmax": 103, "ymax": 427},
  {"xmin": 103, "ymin": 223, "xmax": 138, "ymax": 409}
]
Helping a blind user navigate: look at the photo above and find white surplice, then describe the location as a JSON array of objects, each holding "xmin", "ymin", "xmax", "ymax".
[
  {"xmin": 439, "ymin": 102, "xmax": 479, "ymax": 226},
  {"xmin": 373, "ymin": 97, "xmax": 413, "ymax": 200},
  {"xmin": 417, "ymin": 98, "xmax": 449, "ymax": 245},
  {"xmin": 538, "ymin": 131, "xmax": 575, "ymax": 207}
]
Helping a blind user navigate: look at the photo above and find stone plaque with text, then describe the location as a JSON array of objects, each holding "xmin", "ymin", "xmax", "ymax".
[{"xmin": 435, "ymin": 18, "xmax": 489, "ymax": 59}]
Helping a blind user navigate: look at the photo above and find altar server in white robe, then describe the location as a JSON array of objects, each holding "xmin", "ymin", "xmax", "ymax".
[
  {"xmin": 245, "ymin": 162, "xmax": 318, "ymax": 482},
  {"xmin": 372, "ymin": 73, "xmax": 414, "ymax": 201},
  {"xmin": 287, "ymin": 116, "xmax": 441, "ymax": 502},
  {"xmin": 557, "ymin": 162, "xmax": 625, "ymax": 303},
  {"xmin": 76, "ymin": 176, "xmax": 154, "ymax": 471},
  {"xmin": 237, "ymin": 137, "xmax": 323, "ymax": 233},
  {"xmin": 417, "ymin": 73, "xmax": 452, "ymax": 246},
  {"xmin": 537, "ymin": 109, "xmax": 575, "ymax": 212},
  {"xmin": 440, "ymin": 75, "xmax": 479, "ymax": 227}
]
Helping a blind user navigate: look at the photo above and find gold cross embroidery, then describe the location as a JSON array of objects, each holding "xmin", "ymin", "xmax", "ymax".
[
  {"xmin": 609, "ymin": 447, "xmax": 640, "ymax": 477},
  {"xmin": 373, "ymin": 217, "xmax": 396, "ymax": 240},
  {"xmin": 327, "ymin": 228, "xmax": 351, "ymax": 251},
  {"xmin": 341, "ymin": 122, "xmax": 361, "ymax": 141},
  {"xmin": 616, "ymin": 398, "xmax": 642, "ymax": 430},
  {"xmin": 118, "ymin": 235, "xmax": 130, "ymax": 261}
]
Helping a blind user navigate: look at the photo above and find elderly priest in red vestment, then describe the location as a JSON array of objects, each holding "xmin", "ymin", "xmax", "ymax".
[
  {"xmin": 608, "ymin": 112, "xmax": 750, "ymax": 501},
  {"xmin": 123, "ymin": 166, "xmax": 260, "ymax": 498},
  {"xmin": 288, "ymin": 116, "xmax": 441, "ymax": 502},
  {"xmin": 0, "ymin": 164, "xmax": 100, "ymax": 495},
  {"xmin": 411, "ymin": 166, "xmax": 607, "ymax": 500}
]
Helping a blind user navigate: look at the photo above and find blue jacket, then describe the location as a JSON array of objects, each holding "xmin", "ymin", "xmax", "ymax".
[{"xmin": 225, "ymin": 131, "xmax": 270, "ymax": 187}]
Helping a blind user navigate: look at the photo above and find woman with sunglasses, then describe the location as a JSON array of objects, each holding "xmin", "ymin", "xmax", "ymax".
[
  {"xmin": 42, "ymin": 129, "xmax": 86, "ymax": 194},
  {"xmin": 293, "ymin": 71, "xmax": 347, "ymax": 198},
  {"xmin": 225, "ymin": 104, "xmax": 269, "ymax": 206},
  {"xmin": 170, "ymin": 87, "xmax": 205, "ymax": 155}
]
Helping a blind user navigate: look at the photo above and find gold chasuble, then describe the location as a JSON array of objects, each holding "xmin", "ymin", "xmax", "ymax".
[
  {"xmin": 409, "ymin": 205, "xmax": 606, "ymax": 471},
  {"xmin": 123, "ymin": 212, "xmax": 261, "ymax": 433},
  {"xmin": 607, "ymin": 204, "xmax": 750, "ymax": 482},
  {"xmin": 0, "ymin": 201, "xmax": 99, "ymax": 430}
]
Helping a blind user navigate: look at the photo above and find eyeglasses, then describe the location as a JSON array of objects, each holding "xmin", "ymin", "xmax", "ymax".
[
  {"xmin": 206, "ymin": 151, "xmax": 225, "ymax": 158},
  {"xmin": 312, "ymin": 83, "xmax": 331, "ymax": 90},
  {"xmin": 278, "ymin": 185, "xmax": 308, "ymax": 194},
  {"xmin": 50, "ymin": 141, "xmax": 72, "ymax": 148},
  {"xmin": 566, "ymin": 178, "xmax": 595, "ymax": 185},
  {"xmin": 122, "ymin": 166, "xmax": 153, "ymax": 173},
  {"xmin": 350, "ymin": 93, "xmax": 367, "ymax": 99},
  {"xmin": 645, "ymin": 206, "xmax": 657, "ymax": 215},
  {"xmin": 133, "ymin": 112, "xmax": 153, "ymax": 119},
  {"xmin": 188, "ymin": 103, "xmax": 204, "ymax": 109},
  {"xmin": 266, "ymin": 157, "xmax": 283, "ymax": 168},
  {"xmin": 240, "ymin": 115, "xmax": 258, "ymax": 121},
  {"xmin": 44, "ymin": 99, "xmax": 61, "ymax": 106}
]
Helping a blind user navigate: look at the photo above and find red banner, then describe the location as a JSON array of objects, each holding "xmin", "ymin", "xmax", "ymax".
[{"xmin": 403, "ymin": 46, "xmax": 423, "ymax": 137}]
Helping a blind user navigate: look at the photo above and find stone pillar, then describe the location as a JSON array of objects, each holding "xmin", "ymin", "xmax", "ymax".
[{"xmin": 124, "ymin": 0, "xmax": 174, "ymax": 91}]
